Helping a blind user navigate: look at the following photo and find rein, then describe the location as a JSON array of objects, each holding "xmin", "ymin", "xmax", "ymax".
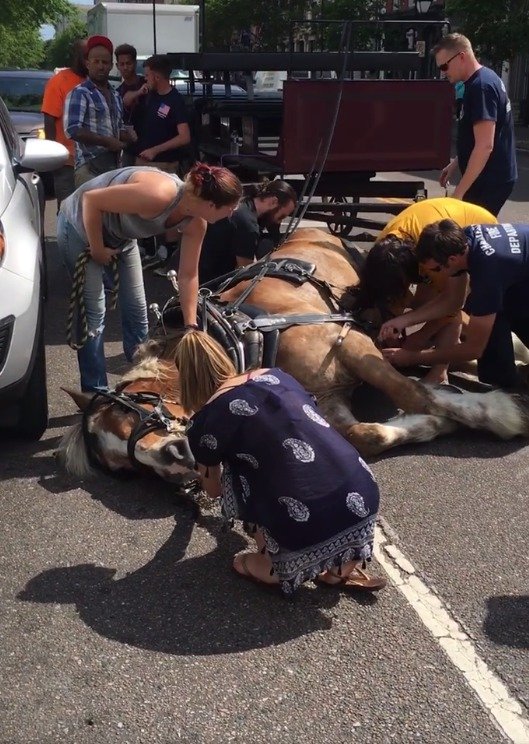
[{"xmin": 67, "ymin": 249, "xmax": 120, "ymax": 350}]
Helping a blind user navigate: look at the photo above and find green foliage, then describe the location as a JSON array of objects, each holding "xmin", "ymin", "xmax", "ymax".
[
  {"xmin": 44, "ymin": 18, "xmax": 88, "ymax": 70},
  {"xmin": 179, "ymin": 0, "xmax": 384, "ymax": 51},
  {"xmin": 446, "ymin": 0, "xmax": 529, "ymax": 63},
  {"xmin": 0, "ymin": 0, "xmax": 73, "ymax": 69},
  {"xmin": 0, "ymin": 23, "xmax": 45, "ymax": 69},
  {"xmin": 0, "ymin": 0, "xmax": 73, "ymax": 28}
]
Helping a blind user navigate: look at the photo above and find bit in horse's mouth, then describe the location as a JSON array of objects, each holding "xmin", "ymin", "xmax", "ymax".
[{"xmin": 169, "ymin": 470, "xmax": 202, "ymax": 488}]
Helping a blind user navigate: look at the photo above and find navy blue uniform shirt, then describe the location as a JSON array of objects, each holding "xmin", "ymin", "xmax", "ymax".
[
  {"xmin": 457, "ymin": 67, "xmax": 517, "ymax": 190},
  {"xmin": 465, "ymin": 223, "xmax": 529, "ymax": 316}
]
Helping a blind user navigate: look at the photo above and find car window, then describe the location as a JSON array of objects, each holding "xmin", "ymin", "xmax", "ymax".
[{"xmin": 0, "ymin": 76, "xmax": 49, "ymax": 112}]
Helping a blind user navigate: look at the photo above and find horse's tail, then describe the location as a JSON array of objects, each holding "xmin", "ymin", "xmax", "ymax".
[{"xmin": 56, "ymin": 423, "xmax": 96, "ymax": 479}]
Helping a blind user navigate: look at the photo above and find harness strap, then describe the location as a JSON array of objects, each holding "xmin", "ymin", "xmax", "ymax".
[
  {"xmin": 67, "ymin": 249, "xmax": 119, "ymax": 350},
  {"xmin": 223, "ymin": 260, "xmax": 272, "ymax": 317},
  {"xmin": 234, "ymin": 312, "xmax": 374, "ymax": 335}
]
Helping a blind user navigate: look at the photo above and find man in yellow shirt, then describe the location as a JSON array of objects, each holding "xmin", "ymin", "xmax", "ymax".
[
  {"xmin": 362, "ymin": 197, "xmax": 496, "ymax": 384},
  {"xmin": 41, "ymin": 39, "xmax": 87, "ymax": 207}
]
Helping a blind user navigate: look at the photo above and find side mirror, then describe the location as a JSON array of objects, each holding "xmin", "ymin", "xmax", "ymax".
[{"xmin": 14, "ymin": 138, "xmax": 68, "ymax": 173}]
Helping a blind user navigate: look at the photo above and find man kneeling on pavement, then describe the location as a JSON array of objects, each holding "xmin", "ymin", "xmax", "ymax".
[{"xmin": 380, "ymin": 220, "xmax": 529, "ymax": 390}]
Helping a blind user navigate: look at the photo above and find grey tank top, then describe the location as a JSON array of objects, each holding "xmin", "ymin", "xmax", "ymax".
[{"xmin": 61, "ymin": 166, "xmax": 191, "ymax": 248}]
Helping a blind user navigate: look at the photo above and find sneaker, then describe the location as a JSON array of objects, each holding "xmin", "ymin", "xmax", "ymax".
[
  {"xmin": 156, "ymin": 244, "xmax": 168, "ymax": 262},
  {"xmin": 153, "ymin": 266, "xmax": 169, "ymax": 277},
  {"xmin": 142, "ymin": 253, "xmax": 163, "ymax": 270}
]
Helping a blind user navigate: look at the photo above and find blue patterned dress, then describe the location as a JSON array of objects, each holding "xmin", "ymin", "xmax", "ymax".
[{"xmin": 186, "ymin": 369, "xmax": 380, "ymax": 595}]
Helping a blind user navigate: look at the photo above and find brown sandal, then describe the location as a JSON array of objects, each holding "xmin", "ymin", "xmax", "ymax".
[
  {"xmin": 232, "ymin": 553, "xmax": 281, "ymax": 592},
  {"xmin": 315, "ymin": 566, "xmax": 387, "ymax": 592}
]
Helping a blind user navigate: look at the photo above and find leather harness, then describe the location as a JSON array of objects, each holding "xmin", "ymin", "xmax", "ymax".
[{"xmin": 82, "ymin": 388, "xmax": 187, "ymax": 474}]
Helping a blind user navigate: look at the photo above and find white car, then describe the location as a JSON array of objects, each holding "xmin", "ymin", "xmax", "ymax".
[{"xmin": 0, "ymin": 96, "xmax": 67, "ymax": 439}]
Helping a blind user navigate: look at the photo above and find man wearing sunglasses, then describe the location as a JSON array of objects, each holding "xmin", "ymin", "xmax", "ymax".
[
  {"xmin": 433, "ymin": 34, "xmax": 516, "ymax": 217},
  {"xmin": 382, "ymin": 219, "xmax": 529, "ymax": 390}
]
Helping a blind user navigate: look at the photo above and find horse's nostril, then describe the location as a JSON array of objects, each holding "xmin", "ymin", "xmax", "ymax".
[
  {"xmin": 166, "ymin": 443, "xmax": 184, "ymax": 460},
  {"xmin": 165, "ymin": 439, "xmax": 195, "ymax": 466}
]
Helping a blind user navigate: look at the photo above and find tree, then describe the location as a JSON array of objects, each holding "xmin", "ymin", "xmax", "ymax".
[
  {"xmin": 0, "ymin": 23, "xmax": 45, "ymax": 69},
  {"xmin": 0, "ymin": 0, "xmax": 73, "ymax": 28},
  {"xmin": 446, "ymin": 0, "xmax": 529, "ymax": 65},
  {"xmin": 44, "ymin": 18, "xmax": 88, "ymax": 71},
  {"xmin": 0, "ymin": 0, "xmax": 73, "ymax": 69},
  {"xmin": 181, "ymin": 0, "xmax": 385, "ymax": 51}
]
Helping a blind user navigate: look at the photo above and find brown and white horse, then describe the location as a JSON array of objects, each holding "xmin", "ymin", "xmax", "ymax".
[
  {"xmin": 58, "ymin": 353, "xmax": 197, "ymax": 485},
  {"xmin": 57, "ymin": 227, "xmax": 529, "ymax": 483}
]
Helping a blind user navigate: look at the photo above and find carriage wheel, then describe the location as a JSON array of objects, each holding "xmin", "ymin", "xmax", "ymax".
[{"xmin": 324, "ymin": 196, "xmax": 359, "ymax": 238}]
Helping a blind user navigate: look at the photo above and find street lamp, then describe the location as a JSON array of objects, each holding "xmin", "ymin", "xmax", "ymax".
[{"xmin": 415, "ymin": 0, "xmax": 432, "ymax": 14}]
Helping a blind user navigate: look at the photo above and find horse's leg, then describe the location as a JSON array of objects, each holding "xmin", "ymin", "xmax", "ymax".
[
  {"xmin": 318, "ymin": 390, "xmax": 458, "ymax": 458},
  {"xmin": 346, "ymin": 415, "xmax": 458, "ymax": 458},
  {"xmin": 336, "ymin": 330, "xmax": 432, "ymax": 414},
  {"xmin": 335, "ymin": 330, "xmax": 529, "ymax": 451},
  {"xmin": 424, "ymin": 386, "xmax": 529, "ymax": 439}
]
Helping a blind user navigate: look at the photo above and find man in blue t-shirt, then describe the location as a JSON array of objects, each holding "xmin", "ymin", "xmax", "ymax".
[
  {"xmin": 125, "ymin": 53, "xmax": 192, "ymax": 173},
  {"xmin": 123, "ymin": 53, "xmax": 193, "ymax": 266},
  {"xmin": 381, "ymin": 219, "xmax": 529, "ymax": 389},
  {"xmin": 433, "ymin": 34, "xmax": 517, "ymax": 217}
]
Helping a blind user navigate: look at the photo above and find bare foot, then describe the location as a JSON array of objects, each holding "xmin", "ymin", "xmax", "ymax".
[
  {"xmin": 317, "ymin": 560, "xmax": 361, "ymax": 585},
  {"xmin": 422, "ymin": 373, "xmax": 449, "ymax": 386}
]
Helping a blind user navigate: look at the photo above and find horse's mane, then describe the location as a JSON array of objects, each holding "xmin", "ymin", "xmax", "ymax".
[{"xmin": 119, "ymin": 349, "xmax": 180, "ymax": 395}]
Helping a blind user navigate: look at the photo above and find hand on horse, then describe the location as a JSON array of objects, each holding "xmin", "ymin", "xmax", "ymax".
[
  {"xmin": 90, "ymin": 246, "xmax": 120, "ymax": 266},
  {"xmin": 378, "ymin": 316, "xmax": 408, "ymax": 344},
  {"xmin": 382, "ymin": 347, "xmax": 418, "ymax": 368}
]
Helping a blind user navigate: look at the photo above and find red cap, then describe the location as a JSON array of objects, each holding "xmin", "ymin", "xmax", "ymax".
[{"xmin": 86, "ymin": 35, "xmax": 113, "ymax": 56}]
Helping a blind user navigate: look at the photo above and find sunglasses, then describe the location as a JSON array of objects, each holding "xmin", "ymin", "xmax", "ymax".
[{"xmin": 438, "ymin": 51, "xmax": 461, "ymax": 72}]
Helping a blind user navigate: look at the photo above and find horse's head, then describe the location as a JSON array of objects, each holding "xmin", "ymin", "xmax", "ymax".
[{"xmin": 58, "ymin": 355, "xmax": 198, "ymax": 487}]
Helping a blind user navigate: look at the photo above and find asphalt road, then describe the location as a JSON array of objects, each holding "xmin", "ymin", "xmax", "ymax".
[{"xmin": 1, "ymin": 162, "xmax": 529, "ymax": 744}]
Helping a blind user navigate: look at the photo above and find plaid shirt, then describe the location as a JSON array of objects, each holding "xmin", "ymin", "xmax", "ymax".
[{"xmin": 64, "ymin": 79, "xmax": 123, "ymax": 169}]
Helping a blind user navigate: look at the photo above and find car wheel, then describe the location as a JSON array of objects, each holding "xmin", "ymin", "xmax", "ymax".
[{"xmin": 13, "ymin": 312, "xmax": 48, "ymax": 440}]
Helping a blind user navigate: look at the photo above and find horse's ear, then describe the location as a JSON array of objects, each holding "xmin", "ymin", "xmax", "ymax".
[{"xmin": 61, "ymin": 387, "xmax": 94, "ymax": 412}]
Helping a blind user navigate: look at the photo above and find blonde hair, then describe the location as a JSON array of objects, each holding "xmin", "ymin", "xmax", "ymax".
[
  {"xmin": 431, "ymin": 33, "xmax": 473, "ymax": 57},
  {"xmin": 175, "ymin": 331, "xmax": 237, "ymax": 413}
]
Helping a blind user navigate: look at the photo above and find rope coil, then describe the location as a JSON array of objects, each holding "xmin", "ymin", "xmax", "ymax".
[{"xmin": 66, "ymin": 249, "xmax": 119, "ymax": 350}]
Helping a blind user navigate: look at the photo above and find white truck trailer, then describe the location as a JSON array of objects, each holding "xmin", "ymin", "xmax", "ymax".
[{"xmin": 86, "ymin": 2, "xmax": 200, "ymax": 58}]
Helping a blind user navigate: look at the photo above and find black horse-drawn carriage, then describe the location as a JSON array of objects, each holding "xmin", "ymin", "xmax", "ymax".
[{"xmin": 167, "ymin": 21, "xmax": 453, "ymax": 240}]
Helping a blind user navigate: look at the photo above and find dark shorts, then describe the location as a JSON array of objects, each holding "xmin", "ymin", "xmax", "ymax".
[{"xmin": 463, "ymin": 181, "xmax": 515, "ymax": 217}]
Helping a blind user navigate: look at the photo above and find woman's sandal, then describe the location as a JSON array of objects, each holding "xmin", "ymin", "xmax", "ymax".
[
  {"xmin": 232, "ymin": 553, "xmax": 281, "ymax": 592},
  {"xmin": 315, "ymin": 566, "xmax": 387, "ymax": 593}
]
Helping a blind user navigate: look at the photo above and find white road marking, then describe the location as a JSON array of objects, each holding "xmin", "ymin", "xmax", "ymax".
[{"xmin": 374, "ymin": 522, "xmax": 529, "ymax": 744}]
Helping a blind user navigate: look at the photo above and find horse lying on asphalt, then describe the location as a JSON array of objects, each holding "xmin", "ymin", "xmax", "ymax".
[{"xmin": 57, "ymin": 227, "xmax": 529, "ymax": 487}]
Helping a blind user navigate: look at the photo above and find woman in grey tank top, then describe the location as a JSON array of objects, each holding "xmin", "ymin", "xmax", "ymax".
[{"xmin": 57, "ymin": 162, "xmax": 242, "ymax": 392}]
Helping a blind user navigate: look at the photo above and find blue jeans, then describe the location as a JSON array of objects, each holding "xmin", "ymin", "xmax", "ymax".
[{"xmin": 57, "ymin": 213, "xmax": 149, "ymax": 392}]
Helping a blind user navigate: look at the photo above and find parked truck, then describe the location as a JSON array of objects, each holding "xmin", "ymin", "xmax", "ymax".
[{"xmin": 86, "ymin": 2, "xmax": 200, "ymax": 58}]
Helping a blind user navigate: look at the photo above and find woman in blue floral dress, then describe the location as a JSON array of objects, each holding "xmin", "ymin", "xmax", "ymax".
[{"xmin": 176, "ymin": 331, "xmax": 386, "ymax": 597}]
